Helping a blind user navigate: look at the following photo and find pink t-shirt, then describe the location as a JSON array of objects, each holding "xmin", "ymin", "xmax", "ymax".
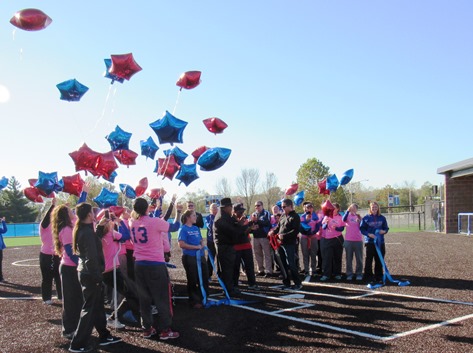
[
  {"xmin": 59, "ymin": 226, "xmax": 76, "ymax": 267},
  {"xmin": 322, "ymin": 214, "xmax": 345, "ymax": 239},
  {"xmin": 40, "ymin": 224, "xmax": 55, "ymax": 255},
  {"xmin": 129, "ymin": 215, "xmax": 170, "ymax": 262},
  {"xmin": 344, "ymin": 213, "xmax": 363, "ymax": 242},
  {"xmin": 102, "ymin": 229, "xmax": 123, "ymax": 272}
]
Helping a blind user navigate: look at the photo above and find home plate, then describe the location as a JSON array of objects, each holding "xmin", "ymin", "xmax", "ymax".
[{"xmin": 281, "ymin": 294, "xmax": 305, "ymax": 299}]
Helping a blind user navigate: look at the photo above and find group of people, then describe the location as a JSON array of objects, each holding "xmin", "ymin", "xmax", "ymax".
[{"xmin": 33, "ymin": 189, "xmax": 388, "ymax": 352}]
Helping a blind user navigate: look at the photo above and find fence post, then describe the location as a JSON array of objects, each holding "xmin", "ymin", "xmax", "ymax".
[{"xmin": 418, "ymin": 211, "xmax": 421, "ymax": 231}]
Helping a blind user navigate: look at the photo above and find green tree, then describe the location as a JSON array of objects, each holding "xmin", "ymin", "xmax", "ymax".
[
  {"xmin": 0, "ymin": 176, "xmax": 39, "ymax": 222},
  {"xmin": 296, "ymin": 158, "xmax": 330, "ymax": 210}
]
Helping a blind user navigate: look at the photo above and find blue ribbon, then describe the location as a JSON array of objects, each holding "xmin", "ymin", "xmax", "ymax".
[
  {"xmin": 196, "ymin": 246, "xmax": 257, "ymax": 307},
  {"xmin": 367, "ymin": 230, "xmax": 410, "ymax": 289}
]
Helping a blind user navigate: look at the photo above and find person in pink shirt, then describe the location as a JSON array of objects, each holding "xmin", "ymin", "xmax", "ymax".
[
  {"xmin": 39, "ymin": 199, "xmax": 62, "ymax": 305},
  {"xmin": 129, "ymin": 197, "xmax": 182, "ymax": 340},
  {"xmin": 51, "ymin": 204, "xmax": 83, "ymax": 340},
  {"xmin": 320, "ymin": 202, "xmax": 345, "ymax": 281},
  {"xmin": 97, "ymin": 214, "xmax": 139, "ymax": 328},
  {"xmin": 342, "ymin": 203, "xmax": 363, "ymax": 281}
]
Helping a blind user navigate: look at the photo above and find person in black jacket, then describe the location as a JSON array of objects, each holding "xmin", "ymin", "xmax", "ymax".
[
  {"xmin": 213, "ymin": 198, "xmax": 246, "ymax": 296},
  {"xmin": 69, "ymin": 203, "xmax": 122, "ymax": 353},
  {"xmin": 186, "ymin": 201, "xmax": 204, "ymax": 228},
  {"xmin": 268, "ymin": 199, "xmax": 302, "ymax": 290}
]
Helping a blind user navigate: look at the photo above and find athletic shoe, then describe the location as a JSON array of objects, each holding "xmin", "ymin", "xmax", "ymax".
[
  {"xmin": 107, "ymin": 318, "xmax": 125, "ymax": 329},
  {"xmin": 256, "ymin": 271, "xmax": 265, "ymax": 276},
  {"xmin": 159, "ymin": 328, "xmax": 180, "ymax": 340},
  {"xmin": 334, "ymin": 275, "xmax": 342, "ymax": 280},
  {"xmin": 319, "ymin": 276, "xmax": 330, "ymax": 282},
  {"xmin": 44, "ymin": 300, "xmax": 53, "ymax": 305},
  {"xmin": 143, "ymin": 327, "xmax": 157, "ymax": 338},
  {"xmin": 356, "ymin": 275, "xmax": 363, "ymax": 281},
  {"xmin": 248, "ymin": 284, "xmax": 260, "ymax": 290},
  {"xmin": 69, "ymin": 345, "xmax": 93, "ymax": 352},
  {"xmin": 346, "ymin": 275, "xmax": 353, "ymax": 281},
  {"xmin": 99, "ymin": 335, "xmax": 122, "ymax": 346},
  {"xmin": 292, "ymin": 284, "xmax": 303, "ymax": 290}
]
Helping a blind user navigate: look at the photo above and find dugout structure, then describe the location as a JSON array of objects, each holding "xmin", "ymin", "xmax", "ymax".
[{"xmin": 437, "ymin": 157, "xmax": 473, "ymax": 234}]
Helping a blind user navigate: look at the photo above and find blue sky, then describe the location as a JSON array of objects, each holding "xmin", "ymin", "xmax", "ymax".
[{"xmin": 1, "ymin": 1, "xmax": 471, "ymax": 198}]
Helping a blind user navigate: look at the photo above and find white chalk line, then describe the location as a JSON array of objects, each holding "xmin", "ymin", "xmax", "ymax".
[{"xmin": 11, "ymin": 258, "xmax": 39, "ymax": 267}]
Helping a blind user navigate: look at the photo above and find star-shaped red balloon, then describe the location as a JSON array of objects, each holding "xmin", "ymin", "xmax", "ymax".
[
  {"xmin": 24, "ymin": 187, "xmax": 44, "ymax": 203},
  {"xmin": 203, "ymin": 117, "xmax": 228, "ymax": 135},
  {"xmin": 109, "ymin": 53, "xmax": 142, "ymax": 81},
  {"xmin": 113, "ymin": 149, "xmax": 138, "ymax": 166},
  {"xmin": 157, "ymin": 155, "xmax": 180, "ymax": 180},
  {"xmin": 135, "ymin": 177, "xmax": 148, "ymax": 197},
  {"xmin": 95, "ymin": 151, "xmax": 119, "ymax": 179},
  {"xmin": 10, "ymin": 8, "xmax": 52, "ymax": 31},
  {"xmin": 285, "ymin": 183, "xmax": 298, "ymax": 196},
  {"xmin": 318, "ymin": 179, "xmax": 330, "ymax": 195},
  {"xmin": 61, "ymin": 174, "xmax": 85, "ymax": 197},
  {"xmin": 69, "ymin": 143, "xmax": 101, "ymax": 175}
]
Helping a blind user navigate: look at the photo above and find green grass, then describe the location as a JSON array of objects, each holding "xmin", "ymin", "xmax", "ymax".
[{"xmin": 4, "ymin": 236, "xmax": 42, "ymax": 247}]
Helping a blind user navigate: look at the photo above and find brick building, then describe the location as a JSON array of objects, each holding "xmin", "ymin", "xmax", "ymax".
[{"xmin": 437, "ymin": 157, "xmax": 473, "ymax": 234}]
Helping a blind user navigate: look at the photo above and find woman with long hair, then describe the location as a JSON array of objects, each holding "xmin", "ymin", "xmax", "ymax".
[{"xmin": 51, "ymin": 204, "xmax": 82, "ymax": 339}]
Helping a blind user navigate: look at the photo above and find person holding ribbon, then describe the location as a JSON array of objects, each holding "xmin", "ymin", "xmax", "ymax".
[
  {"xmin": 205, "ymin": 203, "xmax": 218, "ymax": 278},
  {"xmin": 360, "ymin": 201, "xmax": 389, "ymax": 284},
  {"xmin": 178, "ymin": 210, "xmax": 209, "ymax": 309}
]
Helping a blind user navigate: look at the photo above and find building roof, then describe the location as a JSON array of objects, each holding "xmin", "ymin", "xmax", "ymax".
[{"xmin": 437, "ymin": 157, "xmax": 473, "ymax": 178}]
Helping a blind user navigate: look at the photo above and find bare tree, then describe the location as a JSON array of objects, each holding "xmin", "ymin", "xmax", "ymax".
[
  {"xmin": 235, "ymin": 168, "xmax": 260, "ymax": 210},
  {"xmin": 215, "ymin": 177, "xmax": 232, "ymax": 197},
  {"xmin": 261, "ymin": 172, "xmax": 281, "ymax": 208}
]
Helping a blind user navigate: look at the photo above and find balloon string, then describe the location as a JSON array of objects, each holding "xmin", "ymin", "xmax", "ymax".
[
  {"xmin": 91, "ymin": 85, "xmax": 114, "ymax": 134},
  {"xmin": 172, "ymin": 89, "xmax": 181, "ymax": 115}
]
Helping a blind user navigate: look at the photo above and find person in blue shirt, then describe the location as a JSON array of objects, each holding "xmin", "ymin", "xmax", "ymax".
[
  {"xmin": 360, "ymin": 201, "xmax": 389, "ymax": 283},
  {"xmin": 178, "ymin": 210, "xmax": 209, "ymax": 309},
  {"xmin": 0, "ymin": 216, "xmax": 8, "ymax": 282}
]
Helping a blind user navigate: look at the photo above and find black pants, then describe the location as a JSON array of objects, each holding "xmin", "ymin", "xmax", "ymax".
[
  {"xmin": 103, "ymin": 268, "xmax": 140, "ymax": 317},
  {"xmin": 125, "ymin": 249, "xmax": 135, "ymax": 280},
  {"xmin": 321, "ymin": 236, "xmax": 344, "ymax": 278},
  {"xmin": 233, "ymin": 248, "xmax": 257, "ymax": 287},
  {"xmin": 60, "ymin": 264, "xmax": 83, "ymax": 335},
  {"xmin": 216, "ymin": 244, "xmax": 236, "ymax": 294},
  {"xmin": 70, "ymin": 272, "xmax": 109, "ymax": 349},
  {"xmin": 182, "ymin": 254, "xmax": 209, "ymax": 306},
  {"xmin": 206, "ymin": 241, "xmax": 216, "ymax": 276},
  {"xmin": 278, "ymin": 244, "xmax": 301, "ymax": 286},
  {"xmin": 0, "ymin": 249, "xmax": 3, "ymax": 280},
  {"xmin": 364, "ymin": 243, "xmax": 386, "ymax": 280},
  {"xmin": 39, "ymin": 252, "xmax": 62, "ymax": 301}
]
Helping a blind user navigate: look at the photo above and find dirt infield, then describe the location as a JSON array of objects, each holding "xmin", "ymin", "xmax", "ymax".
[{"xmin": 0, "ymin": 232, "xmax": 472, "ymax": 353}]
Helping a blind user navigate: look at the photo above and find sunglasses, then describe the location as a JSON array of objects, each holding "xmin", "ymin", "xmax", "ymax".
[{"xmin": 255, "ymin": 204, "xmax": 262, "ymax": 207}]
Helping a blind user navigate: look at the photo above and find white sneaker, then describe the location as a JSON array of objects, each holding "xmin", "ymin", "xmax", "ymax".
[
  {"xmin": 107, "ymin": 318, "xmax": 125, "ymax": 329},
  {"xmin": 44, "ymin": 300, "xmax": 53, "ymax": 305}
]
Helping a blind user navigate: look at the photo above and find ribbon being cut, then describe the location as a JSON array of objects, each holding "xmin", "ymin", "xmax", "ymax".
[{"xmin": 367, "ymin": 230, "xmax": 410, "ymax": 289}]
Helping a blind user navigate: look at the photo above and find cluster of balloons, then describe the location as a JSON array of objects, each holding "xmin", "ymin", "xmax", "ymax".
[
  {"xmin": 23, "ymin": 172, "xmax": 85, "ymax": 202},
  {"xmin": 318, "ymin": 169, "xmax": 354, "ymax": 195},
  {"xmin": 284, "ymin": 183, "xmax": 305, "ymax": 206},
  {"xmin": 11, "ymin": 8, "xmax": 234, "ymax": 203}
]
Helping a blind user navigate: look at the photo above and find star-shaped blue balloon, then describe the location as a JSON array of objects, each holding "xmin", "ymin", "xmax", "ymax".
[
  {"xmin": 56, "ymin": 79, "xmax": 89, "ymax": 102},
  {"xmin": 0, "ymin": 176, "xmax": 9, "ymax": 190},
  {"xmin": 34, "ymin": 171, "xmax": 62, "ymax": 195},
  {"xmin": 93, "ymin": 188, "xmax": 119, "ymax": 208},
  {"xmin": 327, "ymin": 174, "xmax": 340, "ymax": 193},
  {"xmin": 103, "ymin": 58, "xmax": 125, "ymax": 84},
  {"xmin": 119, "ymin": 183, "xmax": 137, "ymax": 199},
  {"xmin": 294, "ymin": 190, "xmax": 305, "ymax": 206},
  {"xmin": 140, "ymin": 136, "xmax": 159, "ymax": 160},
  {"xmin": 149, "ymin": 111, "xmax": 188, "ymax": 146},
  {"xmin": 197, "ymin": 147, "xmax": 232, "ymax": 171},
  {"xmin": 163, "ymin": 146, "xmax": 188, "ymax": 165},
  {"xmin": 176, "ymin": 164, "xmax": 199, "ymax": 186},
  {"xmin": 106, "ymin": 125, "xmax": 132, "ymax": 151}
]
